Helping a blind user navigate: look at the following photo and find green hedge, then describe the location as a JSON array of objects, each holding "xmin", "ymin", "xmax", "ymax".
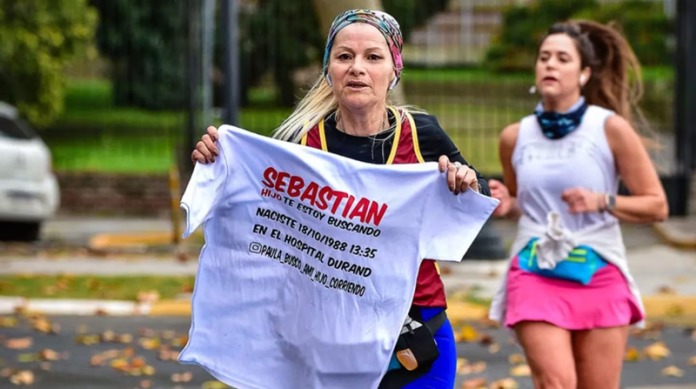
[{"xmin": 486, "ymin": 0, "xmax": 673, "ymax": 71}]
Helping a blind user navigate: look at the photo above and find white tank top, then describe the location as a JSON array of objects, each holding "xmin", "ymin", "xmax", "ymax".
[{"xmin": 512, "ymin": 105, "xmax": 619, "ymax": 231}]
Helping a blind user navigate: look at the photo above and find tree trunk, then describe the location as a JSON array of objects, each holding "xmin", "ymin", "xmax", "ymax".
[{"xmin": 311, "ymin": 0, "xmax": 406, "ymax": 104}]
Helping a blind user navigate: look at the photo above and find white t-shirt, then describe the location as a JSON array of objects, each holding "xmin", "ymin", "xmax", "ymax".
[{"xmin": 179, "ymin": 125, "xmax": 498, "ymax": 389}]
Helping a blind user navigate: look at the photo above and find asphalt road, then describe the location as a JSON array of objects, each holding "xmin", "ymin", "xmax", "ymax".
[{"xmin": 1, "ymin": 315, "xmax": 694, "ymax": 389}]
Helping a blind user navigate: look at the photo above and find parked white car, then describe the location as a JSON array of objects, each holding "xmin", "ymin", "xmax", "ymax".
[{"xmin": 0, "ymin": 102, "xmax": 59, "ymax": 241}]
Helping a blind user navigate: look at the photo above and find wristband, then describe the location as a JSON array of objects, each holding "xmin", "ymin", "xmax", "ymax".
[{"xmin": 605, "ymin": 193, "xmax": 617, "ymax": 212}]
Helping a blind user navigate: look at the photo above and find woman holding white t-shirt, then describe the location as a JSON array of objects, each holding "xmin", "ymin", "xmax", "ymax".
[{"xmin": 191, "ymin": 9, "xmax": 491, "ymax": 388}]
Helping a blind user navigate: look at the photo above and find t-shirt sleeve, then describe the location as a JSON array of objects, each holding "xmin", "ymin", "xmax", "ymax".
[
  {"xmin": 180, "ymin": 144, "xmax": 229, "ymax": 238},
  {"xmin": 419, "ymin": 182, "xmax": 499, "ymax": 262}
]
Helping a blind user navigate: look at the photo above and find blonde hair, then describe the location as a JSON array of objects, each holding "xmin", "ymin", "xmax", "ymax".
[
  {"xmin": 273, "ymin": 78, "xmax": 336, "ymax": 142},
  {"xmin": 272, "ymin": 76, "xmax": 425, "ymax": 143}
]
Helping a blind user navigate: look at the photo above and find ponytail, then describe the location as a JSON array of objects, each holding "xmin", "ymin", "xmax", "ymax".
[{"xmin": 575, "ymin": 20, "xmax": 643, "ymax": 125}]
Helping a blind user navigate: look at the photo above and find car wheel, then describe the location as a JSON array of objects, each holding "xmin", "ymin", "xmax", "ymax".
[{"xmin": 0, "ymin": 222, "xmax": 41, "ymax": 241}]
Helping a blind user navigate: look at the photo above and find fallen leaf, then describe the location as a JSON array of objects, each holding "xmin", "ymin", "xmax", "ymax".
[
  {"xmin": 201, "ymin": 379, "xmax": 230, "ymax": 389},
  {"xmin": 157, "ymin": 347, "xmax": 179, "ymax": 362},
  {"xmin": 459, "ymin": 361, "xmax": 487, "ymax": 375},
  {"xmin": 138, "ymin": 328, "xmax": 156, "ymax": 338},
  {"xmin": 510, "ymin": 364, "xmax": 531, "ymax": 376},
  {"xmin": 0, "ymin": 317, "xmax": 18, "ymax": 328},
  {"xmin": 479, "ymin": 334, "xmax": 494, "ymax": 346},
  {"xmin": 141, "ymin": 365, "xmax": 155, "ymax": 376},
  {"xmin": 161, "ymin": 330, "xmax": 176, "ymax": 340},
  {"xmin": 172, "ymin": 371, "xmax": 193, "ymax": 383},
  {"xmin": 456, "ymin": 358, "xmax": 469, "ymax": 372},
  {"xmin": 13, "ymin": 305, "xmax": 28, "ymax": 316},
  {"xmin": 456, "ymin": 325, "xmax": 479, "ymax": 343},
  {"xmin": 172, "ymin": 334, "xmax": 189, "ymax": 347},
  {"xmin": 461, "ymin": 378, "xmax": 487, "ymax": 389},
  {"xmin": 661, "ymin": 365, "xmax": 684, "ymax": 377},
  {"xmin": 117, "ymin": 333, "xmax": 133, "ymax": 344},
  {"xmin": 111, "ymin": 358, "xmax": 129, "ymax": 372},
  {"xmin": 32, "ymin": 317, "xmax": 53, "ymax": 334},
  {"xmin": 130, "ymin": 356, "xmax": 146, "ymax": 369},
  {"xmin": 9, "ymin": 370, "xmax": 34, "ymax": 385},
  {"xmin": 90, "ymin": 354, "xmax": 104, "ymax": 367},
  {"xmin": 74, "ymin": 334, "xmax": 100, "ymax": 345},
  {"xmin": 489, "ymin": 377, "xmax": 519, "ymax": 389},
  {"xmin": 624, "ymin": 347, "xmax": 641, "ymax": 362},
  {"xmin": 5, "ymin": 337, "xmax": 32, "ymax": 350},
  {"xmin": 0, "ymin": 367, "xmax": 13, "ymax": 377},
  {"xmin": 16, "ymin": 353, "xmax": 38, "ymax": 363},
  {"xmin": 38, "ymin": 349, "xmax": 61, "ymax": 361},
  {"xmin": 488, "ymin": 343, "xmax": 501, "ymax": 354},
  {"xmin": 121, "ymin": 347, "xmax": 135, "ymax": 358},
  {"xmin": 657, "ymin": 285, "xmax": 676, "ymax": 294},
  {"xmin": 508, "ymin": 354, "xmax": 525, "ymax": 365},
  {"xmin": 139, "ymin": 379, "xmax": 152, "ymax": 389},
  {"xmin": 688, "ymin": 356, "xmax": 696, "ymax": 366},
  {"xmin": 644, "ymin": 341, "xmax": 671, "ymax": 360},
  {"xmin": 101, "ymin": 330, "xmax": 116, "ymax": 342},
  {"xmin": 139, "ymin": 337, "xmax": 161, "ymax": 350},
  {"xmin": 137, "ymin": 290, "xmax": 160, "ymax": 304}
]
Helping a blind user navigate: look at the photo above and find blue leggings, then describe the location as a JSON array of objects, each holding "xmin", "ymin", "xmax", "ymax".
[{"xmin": 379, "ymin": 307, "xmax": 456, "ymax": 389}]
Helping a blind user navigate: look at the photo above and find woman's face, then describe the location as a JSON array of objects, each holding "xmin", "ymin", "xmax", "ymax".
[
  {"xmin": 327, "ymin": 23, "xmax": 395, "ymax": 111},
  {"xmin": 535, "ymin": 33, "xmax": 586, "ymax": 101}
]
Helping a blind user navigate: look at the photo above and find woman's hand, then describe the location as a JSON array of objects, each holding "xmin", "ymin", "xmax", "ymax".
[
  {"xmin": 191, "ymin": 126, "xmax": 220, "ymax": 164},
  {"xmin": 561, "ymin": 187, "xmax": 604, "ymax": 214},
  {"xmin": 488, "ymin": 179, "xmax": 511, "ymax": 217},
  {"xmin": 438, "ymin": 155, "xmax": 479, "ymax": 194}
]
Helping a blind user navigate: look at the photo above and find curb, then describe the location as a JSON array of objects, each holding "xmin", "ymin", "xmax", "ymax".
[
  {"xmin": 0, "ymin": 297, "xmax": 188, "ymax": 316},
  {"xmin": 3, "ymin": 295, "xmax": 696, "ymax": 325},
  {"xmin": 88, "ymin": 232, "xmax": 176, "ymax": 251},
  {"xmin": 0, "ymin": 297, "xmax": 154, "ymax": 316}
]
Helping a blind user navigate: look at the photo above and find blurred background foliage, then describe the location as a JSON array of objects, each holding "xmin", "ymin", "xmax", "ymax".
[
  {"xmin": 486, "ymin": 0, "xmax": 673, "ymax": 71},
  {"xmin": 0, "ymin": 0, "xmax": 97, "ymax": 127},
  {"xmin": 0, "ymin": 0, "xmax": 677, "ymax": 175}
]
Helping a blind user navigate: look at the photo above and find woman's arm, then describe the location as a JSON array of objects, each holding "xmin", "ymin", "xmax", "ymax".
[
  {"xmin": 490, "ymin": 123, "xmax": 521, "ymax": 220},
  {"xmin": 605, "ymin": 115, "xmax": 668, "ymax": 223}
]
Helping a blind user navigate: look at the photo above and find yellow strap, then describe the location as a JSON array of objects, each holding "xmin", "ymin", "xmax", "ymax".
[
  {"xmin": 385, "ymin": 106, "xmax": 402, "ymax": 165},
  {"xmin": 318, "ymin": 119, "xmax": 328, "ymax": 151}
]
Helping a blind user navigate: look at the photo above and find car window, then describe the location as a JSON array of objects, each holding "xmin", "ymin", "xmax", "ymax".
[{"xmin": 0, "ymin": 116, "xmax": 37, "ymax": 139}]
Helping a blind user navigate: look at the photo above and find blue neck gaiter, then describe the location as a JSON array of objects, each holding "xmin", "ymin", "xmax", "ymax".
[{"xmin": 534, "ymin": 97, "xmax": 588, "ymax": 140}]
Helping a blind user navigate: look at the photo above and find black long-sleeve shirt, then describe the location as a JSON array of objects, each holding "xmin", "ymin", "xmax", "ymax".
[{"xmin": 320, "ymin": 111, "xmax": 491, "ymax": 196}]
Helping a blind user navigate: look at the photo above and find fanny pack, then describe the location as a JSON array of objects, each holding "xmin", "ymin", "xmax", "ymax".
[
  {"xmin": 389, "ymin": 309, "xmax": 447, "ymax": 371},
  {"xmin": 517, "ymin": 238, "xmax": 607, "ymax": 285}
]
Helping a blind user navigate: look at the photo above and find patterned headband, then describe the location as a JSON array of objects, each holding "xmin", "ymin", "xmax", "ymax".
[{"xmin": 322, "ymin": 9, "xmax": 404, "ymax": 89}]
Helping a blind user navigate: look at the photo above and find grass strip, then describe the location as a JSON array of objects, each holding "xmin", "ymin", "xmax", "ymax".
[{"xmin": 0, "ymin": 275, "xmax": 195, "ymax": 301}]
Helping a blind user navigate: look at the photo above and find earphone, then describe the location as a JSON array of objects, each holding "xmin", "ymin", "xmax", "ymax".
[{"xmin": 388, "ymin": 77, "xmax": 398, "ymax": 90}]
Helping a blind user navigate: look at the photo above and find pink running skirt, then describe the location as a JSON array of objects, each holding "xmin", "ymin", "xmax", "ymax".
[{"xmin": 504, "ymin": 259, "xmax": 644, "ymax": 330}]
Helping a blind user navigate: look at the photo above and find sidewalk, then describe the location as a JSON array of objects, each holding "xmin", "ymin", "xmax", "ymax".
[{"xmin": 0, "ymin": 216, "xmax": 694, "ymax": 320}]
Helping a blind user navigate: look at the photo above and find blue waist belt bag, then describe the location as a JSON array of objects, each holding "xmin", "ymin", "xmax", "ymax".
[{"xmin": 517, "ymin": 238, "xmax": 608, "ymax": 285}]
